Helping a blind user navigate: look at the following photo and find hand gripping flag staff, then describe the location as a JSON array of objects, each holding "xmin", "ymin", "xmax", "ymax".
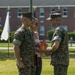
[{"xmin": 1, "ymin": 8, "xmax": 10, "ymax": 59}]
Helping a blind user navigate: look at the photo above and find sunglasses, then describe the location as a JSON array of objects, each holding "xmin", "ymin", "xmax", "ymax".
[{"xmin": 35, "ymin": 23, "xmax": 38, "ymax": 25}]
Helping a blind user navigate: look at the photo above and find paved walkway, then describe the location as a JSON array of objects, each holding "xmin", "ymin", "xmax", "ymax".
[{"xmin": 0, "ymin": 47, "xmax": 13, "ymax": 50}]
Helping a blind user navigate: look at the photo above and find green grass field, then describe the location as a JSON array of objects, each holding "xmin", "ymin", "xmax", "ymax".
[
  {"xmin": 0, "ymin": 42, "xmax": 75, "ymax": 47},
  {"xmin": 0, "ymin": 49, "xmax": 75, "ymax": 75},
  {"xmin": 0, "ymin": 43, "xmax": 13, "ymax": 47},
  {"xmin": 0, "ymin": 43, "xmax": 75, "ymax": 75}
]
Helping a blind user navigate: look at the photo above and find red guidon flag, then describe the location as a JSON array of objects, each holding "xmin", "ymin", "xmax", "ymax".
[{"xmin": 39, "ymin": 39, "xmax": 48, "ymax": 55}]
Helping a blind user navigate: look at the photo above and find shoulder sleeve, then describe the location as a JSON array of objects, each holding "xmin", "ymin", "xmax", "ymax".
[
  {"xmin": 52, "ymin": 27, "xmax": 64, "ymax": 42},
  {"xmin": 13, "ymin": 31, "xmax": 24, "ymax": 45}
]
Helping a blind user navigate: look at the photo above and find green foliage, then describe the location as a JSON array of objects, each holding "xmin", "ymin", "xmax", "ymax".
[
  {"xmin": 0, "ymin": 30, "xmax": 15, "ymax": 43},
  {"xmin": 46, "ymin": 30, "xmax": 75, "ymax": 42},
  {"xmin": 10, "ymin": 31, "xmax": 15, "ymax": 42},
  {"xmin": 0, "ymin": 29, "xmax": 7, "ymax": 43},
  {"xmin": 0, "ymin": 29, "xmax": 2, "ymax": 36},
  {"xmin": 46, "ymin": 30, "xmax": 54, "ymax": 41},
  {"xmin": 0, "ymin": 29, "xmax": 2, "ymax": 31}
]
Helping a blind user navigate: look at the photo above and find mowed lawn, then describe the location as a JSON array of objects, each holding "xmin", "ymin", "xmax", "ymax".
[{"xmin": 0, "ymin": 49, "xmax": 75, "ymax": 75}]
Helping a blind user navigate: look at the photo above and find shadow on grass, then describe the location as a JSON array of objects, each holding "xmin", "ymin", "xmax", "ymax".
[
  {"xmin": 69, "ymin": 53, "xmax": 75, "ymax": 58},
  {"xmin": 0, "ymin": 50, "xmax": 75, "ymax": 61},
  {"xmin": 0, "ymin": 50, "xmax": 15, "ymax": 61},
  {"xmin": 42, "ymin": 52, "xmax": 75, "ymax": 59}
]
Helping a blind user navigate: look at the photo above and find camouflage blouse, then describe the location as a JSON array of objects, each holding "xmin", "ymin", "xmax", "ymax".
[
  {"xmin": 51, "ymin": 25, "xmax": 69, "ymax": 66},
  {"xmin": 13, "ymin": 25, "xmax": 35, "ymax": 65}
]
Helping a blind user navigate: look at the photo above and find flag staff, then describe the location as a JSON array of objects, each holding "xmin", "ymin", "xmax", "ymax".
[
  {"xmin": 58, "ymin": 5, "xmax": 60, "ymax": 13},
  {"xmin": 30, "ymin": 0, "xmax": 32, "ymax": 13},
  {"xmin": 7, "ymin": 35, "xmax": 10, "ymax": 59},
  {"xmin": 7, "ymin": 6, "xmax": 10, "ymax": 59},
  {"xmin": 1, "ymin": 6, "xmax": 10, "ymax": 59},
  {"xmin": 33, "ymin": 5, "xmax": 37, "ymax": 17}
]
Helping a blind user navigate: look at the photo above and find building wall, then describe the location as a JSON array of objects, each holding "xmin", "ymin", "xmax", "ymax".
[
  {"xmin": 0, "ymin": 7, "xmax": 75, "ymax": 39},
  {"xmin": 61, "ymin": 7, "xmax": 75, "ymax": 32}
]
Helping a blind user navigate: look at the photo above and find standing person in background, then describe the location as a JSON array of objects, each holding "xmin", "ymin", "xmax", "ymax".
[
  {"xmin": 30, "ymin": 18, "xmax": 45, "ymax": 75},
  {"xmin": 46, "ymin": 13, "xmax": 69, "ymax": 75},
  {"xmin": 13, "ymin": 12, "xmax": 36, "ymax": 75}
]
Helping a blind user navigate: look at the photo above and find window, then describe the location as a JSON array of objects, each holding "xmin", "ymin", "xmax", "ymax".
[
  {"xmin": 40, "ymin": 26, "xmax": 45, "ymax": 35},
  {"xmin": 62, "ymin": 8, "xmax": 68, "ymax": 17},
  {"xmin": 0, "ymin": 17, "xmax": 1, "ymax": 27},
  {"xmin": 40, "ymin": 8, "xmax": 44, "ymax": 18},
  {"xmin": 51, "ymin": 8, "xmax": 55, "ymax": 14},
  {"xmin": 17, "ymin": 8, "xmax": 22, "ymax": 18}
]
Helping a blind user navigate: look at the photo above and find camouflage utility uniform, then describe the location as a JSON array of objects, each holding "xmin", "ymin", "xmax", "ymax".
[
  {"xmin": 51, "ymin": 25, "xmax": 69, "ymax": 75},
  {"xmin": 13, "ymin": 25, "xmax": 36, "ymax": 75}
]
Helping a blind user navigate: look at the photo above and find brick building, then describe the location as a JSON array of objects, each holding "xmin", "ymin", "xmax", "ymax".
[{"xmin": 0, "ymin": 0, "xmax": 75, "ymax": 39}]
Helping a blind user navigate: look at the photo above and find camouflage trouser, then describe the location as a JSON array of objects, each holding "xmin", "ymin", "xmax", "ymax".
[
  {"xmin": 54, "ymin": 64, "xmax": 68, "ymax": 75},
  {"xmin": 17, "ymin": 62, "xmax": 36, "ymax": 75}
]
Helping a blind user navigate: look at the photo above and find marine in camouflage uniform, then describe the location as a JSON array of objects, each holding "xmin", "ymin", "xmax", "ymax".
[
  {"xmin": 51, "ymin": 25, "xmax": 69, "ymax": 75},
  {"xmin": 46, "ymin": 13, "xmax": 69, "ymax": 75},
  {"xmin": 13, "ymin": 12, "xmax": 36, "ymax": 75}
]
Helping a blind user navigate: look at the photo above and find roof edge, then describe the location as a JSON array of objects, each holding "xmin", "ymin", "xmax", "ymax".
[{"xmin": 0, "ymin": 5, "xmax": 75, "ymax": 8}]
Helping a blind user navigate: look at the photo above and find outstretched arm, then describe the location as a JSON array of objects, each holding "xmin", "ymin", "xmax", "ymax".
[{"xmin": 45, "ymin": 40, "xmax": 60, "ymax": 56}]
